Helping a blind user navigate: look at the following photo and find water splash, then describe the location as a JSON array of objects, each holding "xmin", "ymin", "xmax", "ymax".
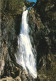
[{"xmin": 16, "ymin": 10, "xmax": 37, "ymax": 78}]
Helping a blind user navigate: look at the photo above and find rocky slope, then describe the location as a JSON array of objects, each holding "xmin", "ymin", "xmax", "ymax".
[{"xmin": 0, "ymin": 0, "xmax": 56, "ymax": 81}]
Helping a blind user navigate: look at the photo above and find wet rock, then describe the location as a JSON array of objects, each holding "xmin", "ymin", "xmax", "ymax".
[
  {"xmin": 0, "ymin": 77, "xmax": 15, "ymax": 81},
  {"xmin": 15, "ymin": 76, "xmax": 21, "ymax": 81}
]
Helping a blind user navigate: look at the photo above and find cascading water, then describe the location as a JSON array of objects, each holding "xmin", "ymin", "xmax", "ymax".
[{"xmin": 16, "ymin": 9, "xmax": 37, "ymax": 78}]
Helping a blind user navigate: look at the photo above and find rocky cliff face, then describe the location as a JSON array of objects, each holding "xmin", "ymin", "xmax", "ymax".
[
  {"xmin": 28, "ymin": 0, "xmax": 56, "ymax": 81},
  {"xmin": 0, "ymin": 0, "xmax": 56, "ymax": 81}
]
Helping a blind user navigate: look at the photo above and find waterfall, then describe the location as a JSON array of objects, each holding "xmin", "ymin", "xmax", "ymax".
[{"xmin": 16, "ymin": 10, "xmax": 37, "ymax": 78}]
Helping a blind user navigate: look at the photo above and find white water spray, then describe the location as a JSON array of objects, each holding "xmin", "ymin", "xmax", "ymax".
[{"xmin": 16, "ymin": 10, "xmax": 37, "ymax": 78}]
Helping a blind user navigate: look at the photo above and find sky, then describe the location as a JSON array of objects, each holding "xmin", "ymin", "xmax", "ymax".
[{"xmin": 26, "ymin": 0, "xmax": 37, "ymax": 3}]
